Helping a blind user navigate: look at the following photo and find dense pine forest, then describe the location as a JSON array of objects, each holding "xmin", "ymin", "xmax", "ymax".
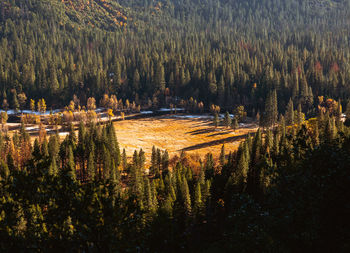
[
  {"xmin": 0, "ymin": 0, "xmax": 350, "ymax": 115},
  {"xmin": 1, "ymin": 0, "xmax": 350, "ymax": 252},
  {"xmin": 0, "ymin": 112, "xmax": 349, "ymax": 252}
]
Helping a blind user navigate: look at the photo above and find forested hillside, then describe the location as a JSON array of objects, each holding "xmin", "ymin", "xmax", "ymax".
[{"xmin": 0, "ymin": 0, "xmax": 350, "ymax": 116}]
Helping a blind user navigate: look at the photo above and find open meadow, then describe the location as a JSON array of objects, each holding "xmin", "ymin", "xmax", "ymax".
[{"xmin": 113, "ymin": 115, "xmax": 258, "ymax": 162}]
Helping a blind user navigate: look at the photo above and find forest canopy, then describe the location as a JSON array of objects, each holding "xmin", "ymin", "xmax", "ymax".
[{"xmin": 0, "ymin": 0, "xmax": 350, "ymax": 116}]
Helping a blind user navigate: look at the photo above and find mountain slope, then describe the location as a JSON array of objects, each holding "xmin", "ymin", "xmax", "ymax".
[
  {"xmin": 0, "ymin": 0, "xmax": 129, "ymax": 30},
  {"xmin": 1, "ymin": 0, "xmax": 349, "ymax": 32},
  {"xmin": 60, "ymin": 0, "xmax": 128, "ymax": 29}
]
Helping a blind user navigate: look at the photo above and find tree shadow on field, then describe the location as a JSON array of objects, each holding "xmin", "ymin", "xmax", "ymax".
[
  {"xmin": 186, "ymin": 126, "xmax": 221, "ymax": 135},
  {"xmin": 207, "ymin": 131, "xmax": 233, "ymax": 137},
  {"xmin": 181, "ymin": 133, "xmax": 249, "ymax": 152}
]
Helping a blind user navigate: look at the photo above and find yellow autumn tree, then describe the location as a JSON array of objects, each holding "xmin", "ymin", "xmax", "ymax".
[{"xmin": 107, "ymin": 109, "xmax": 114, "ymax": 121}]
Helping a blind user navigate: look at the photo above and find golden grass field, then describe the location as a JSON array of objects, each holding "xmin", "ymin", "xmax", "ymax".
[{"xmin": 113, "ymin": 115, "xmax": 258, "ymax": 162}]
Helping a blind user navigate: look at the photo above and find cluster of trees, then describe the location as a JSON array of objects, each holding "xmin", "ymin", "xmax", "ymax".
[
  {"xmin": 213, "ymin": 111, "xmax": 239, "ymax": 130},
  {"xmin": 212, "ymin": 105, "xmax": 246, "ymax": 130},
  {"xmin": 0, "ymin": 109, "xmax": 349, "ymax": 251},
  {"xmin": 260, "ymin": 92, "xmax": 345, "ymax": 129}
]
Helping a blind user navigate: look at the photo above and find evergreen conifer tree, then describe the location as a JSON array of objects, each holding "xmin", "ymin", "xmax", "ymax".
[
  {"xmin": 232, "ymin": 117, "xmax": 239, "ymax": 131},
  {"xmin": 193, "ymin": 182, "xmax": 203, "ymax": 217},
  {"xmin": 286, "ymin": 98, "xmax": 294, "ymax": 125},
  {"xmin": 213, "ymin": 113, "xmax": 219, "ymax": 128},
  {"xmin": 88, "ymin": 150, "xmax": 95, "ymax": 180},
  {"xmin": 11, "ymin": 90, "xmax": 20, "ymax": 112},
  {"xmin": 219, "ymin": 144, "xmax": 225, "ymax": 167},
  {"xmin": 67, "ymin": 146, "xmax": 76, "ymax": 181},
  {"xmin": 223, "ymin": 111, "xmax": 231, "ymax": 128},
  {"xmin": 181, "ymin": 176, "xmax": 192, "ymax": 216},
  {"xmin": 122, "ymin": 148, "xmax": 127, "ymax": 171}
]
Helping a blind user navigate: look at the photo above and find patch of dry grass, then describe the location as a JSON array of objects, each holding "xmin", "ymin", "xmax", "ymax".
[{"xmin": 114, "ymin": 115, "xmax": 258, "ymax": 162}]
